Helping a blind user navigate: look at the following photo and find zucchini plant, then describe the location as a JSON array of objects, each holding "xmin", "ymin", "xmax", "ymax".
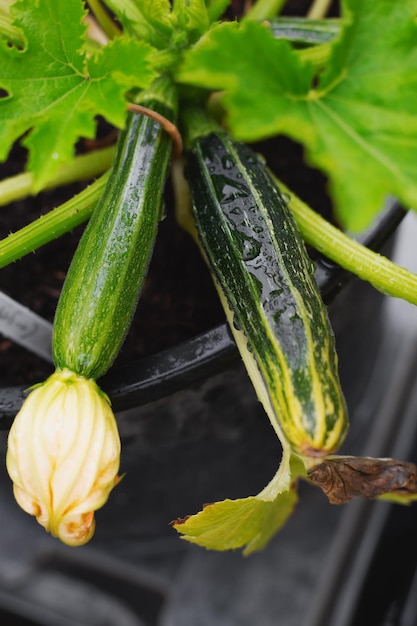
[{"xmin": 1, "ymin": 0, "xmax": 417, "ymax": 551}]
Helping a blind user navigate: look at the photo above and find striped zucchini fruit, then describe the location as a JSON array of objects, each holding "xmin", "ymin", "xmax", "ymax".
[
  {"xmin": 184, "ymin": 128, "xmax": 348, "ymax": 457},
  {"xmin": 53, "ymin": 79, "xmax": 177, "ymax": 379}
]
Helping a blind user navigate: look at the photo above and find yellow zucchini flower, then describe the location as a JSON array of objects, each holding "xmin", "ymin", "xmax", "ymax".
[{"xmin": 6, "ymin": 368, "xmax": 121, "ymax": 546}]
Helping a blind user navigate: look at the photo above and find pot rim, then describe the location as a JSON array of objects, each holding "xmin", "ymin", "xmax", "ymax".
[{"xmin": 0, "ymin": 200, "xmax": 406, "ymax": 425}]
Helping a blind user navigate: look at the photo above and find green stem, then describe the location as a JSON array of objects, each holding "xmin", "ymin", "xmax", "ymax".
[
  {"xmin": 136, "ymin": 74, "xmax": 178, "ymax": 112},
  {"xmin": 149, "ymin": 48, "xmax": 179, "ymax": 73},
  {"xmin": 206, "ymin": 0, "xmax": 231, "ymax": 23},
  {"xmin": 297, "ymin": 41, "xmax": 333, "ymax": 68},
  {"xmin": 87, "ymin": 0, "xmax": 121, "ymax": 39},
  {"xmin": 307, "ymin": 0, "xmax": 333, "ymax": 19},
  {"xmin": 0, "ymin": 146, "xmax": 114, "ymax": 208},
  {"xmin": 244, "ymin": 0, "xmax": 288, "ymax": 21},
  {"xmin": 180, "ymin": 105, "xmax": 220, "ymax": 149},
  {"xmin": 276, "ymin": 178, "xmax": 417, "ymax": 306},
  {"xmin": 0, "ymin": 174, "xmax": 109, "ymax": 269}
]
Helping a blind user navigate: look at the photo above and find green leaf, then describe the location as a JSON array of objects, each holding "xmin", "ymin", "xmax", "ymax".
[
  {"xmin": 103, "ymin": 0, "xmax": 152, "ymax": 39},
  {"xmin": 378, "ymin": 492, "xmax": 417, "ymax": 504},
  {"xmin": 103, "ymin": 0, "xmax": 172, "ymax": 47},
  {"xmin": 176, "ymin": 20, "xmax": 317, "ymax": 150},
  {"xmin": 172, "ymin": 450, "xmax": 304, "ymax": 554},
  {"xmin": 172, "ymin": 0, "xmax": 209, "ymax": 39},
  {"xmin": 104, "ymin": 0, "xmax": 210, "ymax": 47},
  {"xmin": 172, "ymin": 489, "xmax": 298, "ymax": 555},
  {"xmin": 0, "ymin": 0, "xmax": 156, "ymax": 189},
  {"xmin": 136, "ymin": 0, "xmax": 173, "ymax": 38},
  {"xmin": 177, "ymin": 1, "xmax": 417, "ymax": 231}
]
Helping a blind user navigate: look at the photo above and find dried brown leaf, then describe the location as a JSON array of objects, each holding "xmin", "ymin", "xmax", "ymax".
[{"xmin": 308, "ymin": 456, "xmax": 417, "ymax": 505}]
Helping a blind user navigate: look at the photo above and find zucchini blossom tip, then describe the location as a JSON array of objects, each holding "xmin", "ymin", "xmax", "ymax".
[{"xmin": 6, "ymin": 368, "xmax": 121, "ymax": 547}]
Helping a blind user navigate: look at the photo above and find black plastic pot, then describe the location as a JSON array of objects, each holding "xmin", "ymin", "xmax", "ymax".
[{"xmin": 0, "ymin": 199, "xmax": 411, "ymax": 626}]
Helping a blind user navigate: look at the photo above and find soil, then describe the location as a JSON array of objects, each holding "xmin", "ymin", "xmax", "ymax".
[{"xmin": 0, "ymin": 0, "xmax": 338, "ymax": 388}]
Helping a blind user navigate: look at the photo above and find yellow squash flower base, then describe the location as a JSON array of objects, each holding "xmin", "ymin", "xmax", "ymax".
[{"xmin": 6, "ymin": 368, "xmax": 121, "ymax": 546}]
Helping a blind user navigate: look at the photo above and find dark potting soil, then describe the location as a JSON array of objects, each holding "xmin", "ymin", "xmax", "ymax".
[{"xmin": 0, "ymin": 0, "xmax": 338, "ymax": 387}]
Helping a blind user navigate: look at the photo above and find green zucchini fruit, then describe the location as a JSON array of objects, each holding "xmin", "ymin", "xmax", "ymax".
[
  {"xmin": 52, "ymin": 78, "xmax": 177, "ymax": 379},
  {"xmin": 183, "ymin": 117, "xmax": 348, "ymax": 457}
]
